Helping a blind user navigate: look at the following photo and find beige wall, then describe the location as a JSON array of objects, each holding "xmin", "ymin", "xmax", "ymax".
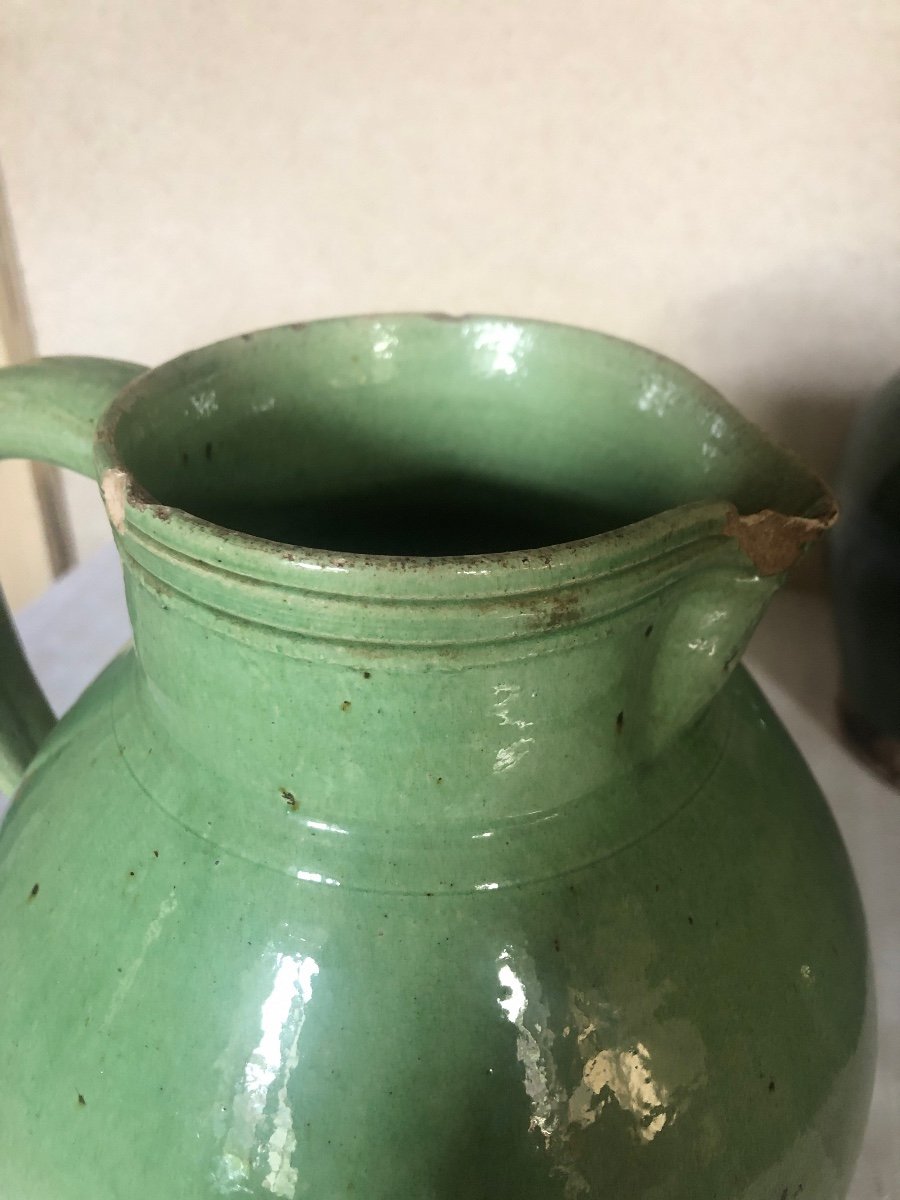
[
  {"xmin": 0, "ymin": 464, "xmax": 53, "ymax": 611},
  {"xmin": 0, "ymin": 175, "xmax": 54, "ymax": 610},
  {"xmin": 3, "ymin": 0, "xmax": 900, "ymax": 565}
]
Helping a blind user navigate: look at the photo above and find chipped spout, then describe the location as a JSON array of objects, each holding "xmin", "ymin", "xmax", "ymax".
[
  {"xmin": 722, "ymin": 495, "xmax": 837, "ymax": 577},
  {"xmin": 101, "ymin": 467, "xmax": 128, "ymax": 534}
]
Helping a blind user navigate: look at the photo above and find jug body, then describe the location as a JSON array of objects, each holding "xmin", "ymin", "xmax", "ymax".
[
  {"xmin": 0, "ymin": 316, "xmax": 873, "ymax": 1198},
  {"xmin": 0, "ymin": 649, "xmax": 874, "ymax": 1200}
]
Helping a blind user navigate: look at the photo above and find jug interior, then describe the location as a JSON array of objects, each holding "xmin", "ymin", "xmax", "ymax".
[
  {"xmin": 203, "ymin": 478, "xmax": 617, "ymax": 558},
  {"xmin": 111, "ymin": 319, "xmax": 824, "ymax": 557}
]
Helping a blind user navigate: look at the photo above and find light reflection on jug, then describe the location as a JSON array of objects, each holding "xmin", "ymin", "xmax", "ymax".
[
  {"xmin": 492, "ymin": 683, "xmax": 536, "ymax": 775},
  {"xmin": 497, "ymin": 948, "xmax": 562, "ymax": 1147},
  {"xmin": 496, "ymin": 942, "xmax": 708, "ymax": 1191},
  {"xmin": 215, "ymin": 953, "xmax": 319, "ymax": 1197},
  {"xmin": 473, "ymin": 322, "xmax": 527, "ymax": 377},
  {"xmin": 568, "ymin": 1041, "xmax": 669, "ymax": 1143}
]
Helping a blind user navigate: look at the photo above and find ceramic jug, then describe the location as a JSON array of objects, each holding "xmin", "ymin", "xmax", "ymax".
[
  {"xmin": 831, "ymin": 369, "xmax": 900, "ymax": 785},
  {"xmin": 0, "ymin": 317, "xmax": 874, "ymax": 1199}
]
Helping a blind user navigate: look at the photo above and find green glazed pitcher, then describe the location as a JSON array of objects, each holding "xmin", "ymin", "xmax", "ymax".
[{"xmin": 0, "ymin": 316, "xmax": 874, "ymax": 1198}]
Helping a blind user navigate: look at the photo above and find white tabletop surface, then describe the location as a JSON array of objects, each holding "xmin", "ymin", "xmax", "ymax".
[{"xmin": 5, "ymin": 542, "xmax": 899, "ymax": 1198}]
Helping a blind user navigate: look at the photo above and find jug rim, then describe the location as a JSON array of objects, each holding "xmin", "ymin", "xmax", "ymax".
[{"xmin": 93, "ymin": 313, "xmax": 835, "ymax": 634}]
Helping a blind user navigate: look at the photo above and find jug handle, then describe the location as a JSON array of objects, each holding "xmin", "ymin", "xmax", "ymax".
[{"xmin": 0, "ymin": 356, "xmax": 147, "ymax": 796}]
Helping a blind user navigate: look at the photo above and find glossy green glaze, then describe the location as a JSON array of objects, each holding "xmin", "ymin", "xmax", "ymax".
[{"xmin": 0, "ymin": 317, "xmax": 874, "ymax": 1198}]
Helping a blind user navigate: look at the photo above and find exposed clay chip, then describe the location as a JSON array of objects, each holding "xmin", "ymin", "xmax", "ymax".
[
  {"xmin": 101, "ymin": 467, "xmax": 129, "ymax": 534},
  {"xmin": 722, "ymin": 505, "xmax": 836, "ymax": 576}
]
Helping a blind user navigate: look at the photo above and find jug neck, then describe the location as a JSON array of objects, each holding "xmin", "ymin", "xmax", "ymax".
[
  {"xmin": 116, "ymin": 513, "xmax": 780, "ymax": 891},
  {"xmin": 90, "ymin": 315, "xmax": 836, "ymax": 889}
]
